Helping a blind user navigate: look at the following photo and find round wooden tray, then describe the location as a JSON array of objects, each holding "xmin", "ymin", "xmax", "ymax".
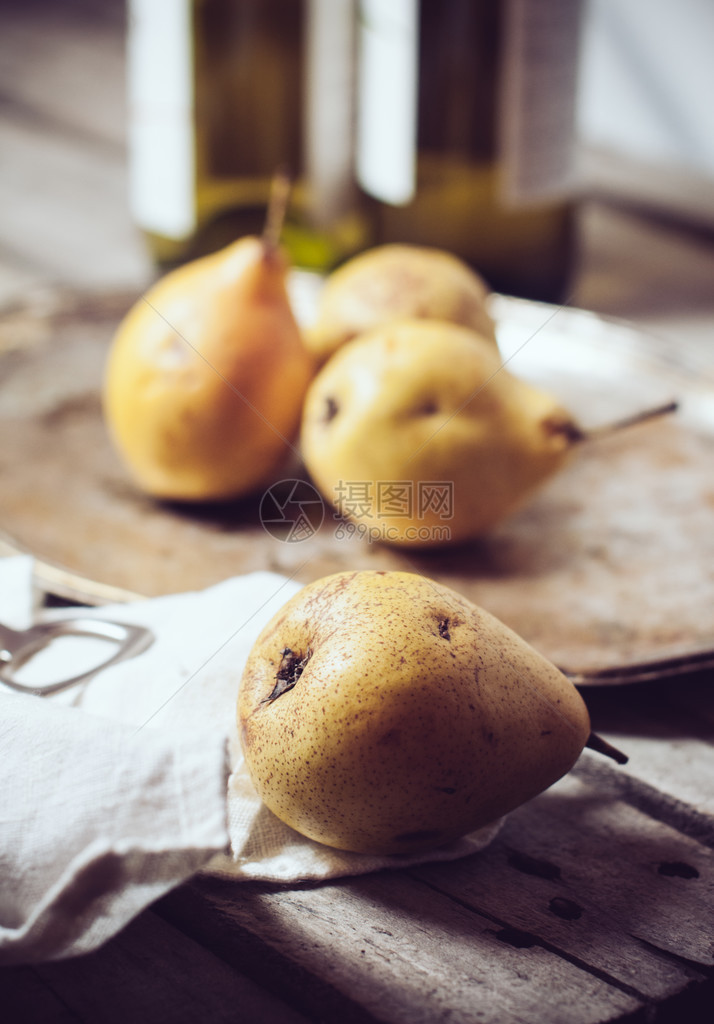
[{"xmin": 1, "ymin": 284, "xmax": 713, "ymax": 681}]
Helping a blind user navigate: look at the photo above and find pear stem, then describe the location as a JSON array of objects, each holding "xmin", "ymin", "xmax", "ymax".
[
  {"xmin": 262, "ymin": 168, "xmax": 292, "ymax": 257},
  {"xmin": 585, "ymin": 732, "xmax": 629, "ymax": 765},
  {"xmin": 577, "ymin": 400, "xmax": 678, "ymax": 443}
]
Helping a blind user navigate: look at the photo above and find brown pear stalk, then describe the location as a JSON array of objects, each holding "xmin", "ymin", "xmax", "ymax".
[
  {"xmin": 559, "ymin": 400, "xmax": 679, "ymax": 445},
  {"xmin": 585, "ymin": 733, "xmax": 629, "ymax": 764},
  {"xmin": 262, "ymin": 167, "xmax": 292, "ymax": 256}
]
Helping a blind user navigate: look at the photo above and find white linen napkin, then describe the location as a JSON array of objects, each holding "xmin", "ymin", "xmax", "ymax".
[{"xmin": 0, "ymin": 555, "xmax": 501, "ymax": 965}]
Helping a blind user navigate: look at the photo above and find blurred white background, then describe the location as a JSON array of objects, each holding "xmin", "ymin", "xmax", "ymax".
[{"xmin": 578, "ymin": 0, "xmax": 714, "ymax": 225}]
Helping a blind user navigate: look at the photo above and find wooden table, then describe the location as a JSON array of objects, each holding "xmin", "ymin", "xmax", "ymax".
[
  {"xmin": 1, "ymin": 3, "xmax": 713, "ymax": 1022},
  {"xmin": 2, "ymin": 686, "xmax": 713, "ymax": 1024}
]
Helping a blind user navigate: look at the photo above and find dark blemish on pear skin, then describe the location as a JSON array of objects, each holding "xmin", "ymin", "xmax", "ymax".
[
  {"xmin": 436, "ymin": 786, "xmax": 456, "ymax": 794},
  {"xmin": 322, "ymin": 396, "xmax": 339, "ymax": 423},
  {"xmin": 438, "ymin": 618, "xmax": 451, "ymax": 640},
  {"xmin": 262, "ymin": 647, "xmax": 311, "ymax": 703}
]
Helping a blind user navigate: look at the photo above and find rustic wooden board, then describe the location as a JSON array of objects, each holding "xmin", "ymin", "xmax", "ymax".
[
  {"xmin": 3, "ymin": 691, "xmax": 713, "ymax": 1024},
  {"xmin": 1, "ymin": 287, "xmax": 713, "ymax": 679},
  {"xmin": 0, "ymin": 0, "xmax": 150, "ymax": 299},
  {"xmin": 151, "ymin": 767, "xmax": 714, "ymax": 1024},
  {"xmin": 1, "ymin": 907, "xmax": 311, "ymax": 1024}
]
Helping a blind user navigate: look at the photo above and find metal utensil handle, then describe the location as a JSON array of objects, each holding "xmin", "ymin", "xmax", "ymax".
[
  {"xmin": 0, "ymin": 617, "xmax": 153, "ymax": 696},
  {"xmin": 564, "ymin": 646, "xmax": 714, "ymax": 686}
]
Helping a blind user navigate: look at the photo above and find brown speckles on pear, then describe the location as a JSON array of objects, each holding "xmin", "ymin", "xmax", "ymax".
[{"xmin": 236, "ymin": 570, "xmax": 591, "ymax": 855}]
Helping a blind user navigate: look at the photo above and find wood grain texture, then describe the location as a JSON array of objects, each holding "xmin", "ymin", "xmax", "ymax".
[
  {"xmin": 154, "ymin": 768, "xmax": 714, "ymax": 1024},
  {"xmin": 157, "ymin": 878, "xmax": 638, "ymax": 1024},
  {"xmin": 0, "ymin": 0, "xmax": 150, "ymax": 298},
  {"xmin": 415, "ymin": 775, "xmax": 713, "ymax": 980},
  {"xmin": 1, "ymin": 909, "xmax": 311, "ymax": 1024},
  {"xmin": 578, "ymin": 672, "xmax": 714, "ymax": 845}
]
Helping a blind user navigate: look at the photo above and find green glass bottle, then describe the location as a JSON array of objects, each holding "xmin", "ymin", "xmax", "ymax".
[
  {"xmin": 128, "ymin": 0, "xmax": 375, "ymax": 270},
  {"xmin": 355, "ymin": 0, "xmax": 584, "ymax": 301}
]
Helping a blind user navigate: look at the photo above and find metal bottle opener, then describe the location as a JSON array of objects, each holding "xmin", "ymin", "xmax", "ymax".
[{"xmin": 0, "ymin": 617, "xmax": 154, "ymax": 696}]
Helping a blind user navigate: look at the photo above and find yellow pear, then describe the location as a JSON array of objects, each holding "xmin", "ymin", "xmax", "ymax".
[
  {"xmin": 300, "ymin": 318, "xmax": 579, "ymax": 546},
  {"xmin": 238, "ymin": 570, "xmax": 594, "ymax": 855},
  {"xmin": 103, "ymin": 234, "xmax": 314, "ymax": 501},
  {"xmin": 305, "ymin": 243, "xmax": 497, "ymax": 364}
]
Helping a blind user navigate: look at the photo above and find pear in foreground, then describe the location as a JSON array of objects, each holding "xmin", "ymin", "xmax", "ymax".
[
  {"xmin": 305, "ymin": 243, "xmax": 497, "ymax": 364},
  {"xmin": 238, "ymin": 570, "xmax": 593, "ymax": 855},
  {"xmin": 103, "ymin": 235, "xmax": 314, "ymax": 501}
]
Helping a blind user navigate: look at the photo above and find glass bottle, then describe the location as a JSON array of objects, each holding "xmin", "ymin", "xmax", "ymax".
[
  {"xmin": 127, "ymin": 0, "xmax": 374, "ymax": 270},
  {"xmin": 356, "ymin": 0, "xmax": 584, "ymax": 301}
]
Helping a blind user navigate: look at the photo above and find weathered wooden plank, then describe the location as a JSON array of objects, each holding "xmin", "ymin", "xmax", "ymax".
[
  {"xmin": 0, "ymin": 3, "xmax": 147, "ymax": 291},
  {"xmin": 412, "ymin": 773, "xmax": 713, "ymax": 993},
  {"xmin": 577, "ymin": 673, "xmax": 714, "ymax": 842},
  {"xmin": 0, "ymin": 1, "xmax": 150, "ymax": 299},
  {"xmin": 0, "ymin": 909, "xmax": 311, "ymax": 1024},
  {"xmin": 154, "ymin": 759, "xmax": 714, "ymax": 1024},
  {"xmin": 3, "ymin": 770, "xmax": 712, "ymax": 1024},
  {"xmin": 158, "ymin": 871, "xmax": 641, "ymax": 1024},
  {"xmin": 0, "ymin": 964, "xmax": 77, "ymax": 1024},
  {"xmin": 0, "ymin": 1, "xmax": 127, "ymax": 152},
  {"xmin": 0, "ymin": 117, "xmax": 149, "ymax": 290}
]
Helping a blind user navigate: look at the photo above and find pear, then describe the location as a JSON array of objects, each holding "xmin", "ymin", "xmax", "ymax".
[
  {"xmin": 238, "ymin": 570, "xmax": 598, "ymax": 855},
  {"xmin": 300, "ymin": 318, "xmax": 579, "ymax": 546},
  {"xmin": 305, "ymin": 243, "xmax": 497, "ymax": 364},
  {"xmin": 103, "ymin": 182, "xmax": 314, "ymax": 501}
]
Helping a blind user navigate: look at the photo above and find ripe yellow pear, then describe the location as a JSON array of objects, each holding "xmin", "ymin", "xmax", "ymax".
[
  {"xmin": 103, "ymin": 234, "xmax": 314, "ymax": 501},
  {"xmin": 300, "ymin": 318, "xmax": 579, "ymax": 546},
  {"xmin": 238, "ymin": 570, "xmax": 593, "ymax": 855},
  {"xmin": 305, "ymin": 243, "xmax": 497, "ymax": 364}
]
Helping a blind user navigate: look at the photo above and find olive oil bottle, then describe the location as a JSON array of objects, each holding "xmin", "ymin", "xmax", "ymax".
[
  {"xmin": 355, "ymin": 0, "xmax": 584, "ymax": 300},
  {"xmin": 128, "ymin": 0, "xmax": 583, "ymax": 300},
  {"xmin": 127, "ymin": 0, "xmax": 373, "ymax": 270}
]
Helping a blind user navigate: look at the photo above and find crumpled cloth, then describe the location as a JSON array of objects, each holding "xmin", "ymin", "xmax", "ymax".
[{"xmin": 0, "ymin": 555, "xmax": 501, "ymax": 965}]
